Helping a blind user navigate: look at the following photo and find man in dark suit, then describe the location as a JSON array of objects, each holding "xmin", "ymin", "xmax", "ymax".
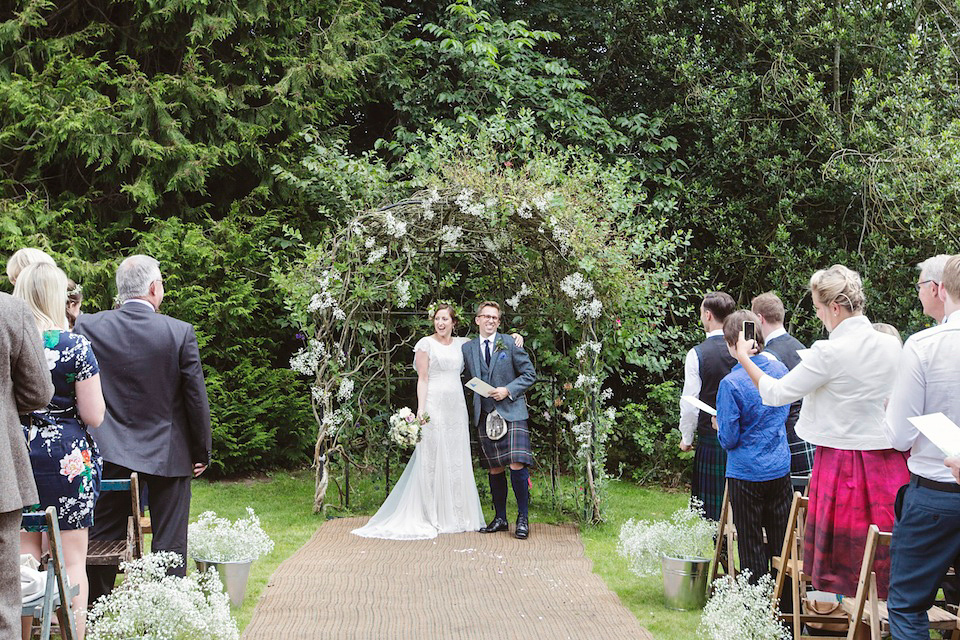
[
  {"xmin": 752, "ymin": 291, "xmax": 814, "ymax": 489},
  {"xmin": 462, "ymin": 301, "xmax": 537, "ymax": 539},
  {"xmin": 0, "ymin": 292, "xmax": 52, "ymax": 637},
  {"xmin": 77, "ymin": 255, "xmax": 211, "ymax": 602}
]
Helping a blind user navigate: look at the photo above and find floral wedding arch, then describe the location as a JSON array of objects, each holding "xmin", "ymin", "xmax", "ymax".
[{"xmin": 277, "ymin": 131, "xmax": 686, "ymax": 522}]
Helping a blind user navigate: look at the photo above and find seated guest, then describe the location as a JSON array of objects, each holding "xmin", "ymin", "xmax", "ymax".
[
  {"xmin": 6, "ymin": 248, "xmax": 55, "ymax": 285},
  {"xmin": 885, "ymin": 255, "xmax": 960, "ymax": 639},
  {"xmin": 732, "ymin": 264, "xmax": 907, "ymax": 598},
  {"xmin": 715, "ymin": 310, "xmax": 792, "ymax": 582},
  {"xmin": 751, "ymin": 291, "xmax": 814, "ymax": 490},
  {"xmin": 15, "ymin": 263, "xmax": 105, "ymax": 640}
]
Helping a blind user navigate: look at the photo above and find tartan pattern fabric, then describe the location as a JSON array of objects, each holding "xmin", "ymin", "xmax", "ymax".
[
  {"xmin": 692, "ymin": 430, "xmax": 727, "ymax": 522},
  {"xmin": 789, "ymin": 434, "xmax": 815, "ymax": 478},
  {"xmin": 804, "ymin": 445, "xmax": 909, "ymax": 598},
  {"xmin": 478, "ymin": 413, "xmax": 534, "ymax": 469}
]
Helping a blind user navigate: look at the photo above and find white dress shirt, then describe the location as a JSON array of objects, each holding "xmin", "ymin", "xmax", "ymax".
[
  {"xmin": 480, "ymin": 333, "xmax": 498, "ymax": 365},
  {"xmin": 678, "ymin": 329, "xmax": 723, "ymax": 446},
  {"xmin": 757, "ymin": 314, "xmax": 901, "ymax": 450},
  {"xmin": 124, "ymin": 298, "xmax": 155, "ymax": 311},
  {"xmin": 884, "ymin": 310, "xmax": 960, "ymax": 483}
]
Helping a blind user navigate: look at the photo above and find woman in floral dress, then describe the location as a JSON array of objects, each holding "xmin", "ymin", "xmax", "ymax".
[{"xmin": 16, "ymin": 262, "xmax": 104, "ymax": 640}]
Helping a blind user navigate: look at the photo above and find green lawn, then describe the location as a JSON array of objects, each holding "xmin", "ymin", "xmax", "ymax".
[{"xmin": 189, "ymin": 469, "xmax": 702, "ymax": 638}]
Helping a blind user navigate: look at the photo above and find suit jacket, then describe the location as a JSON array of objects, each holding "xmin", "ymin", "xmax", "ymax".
[
  {"xmin": 75, "ymin": 302, "xmax": 211, "ymax": 477},
  {"xmin": 462, "ymin": 334, "xmax": 536, "ymax": 427},
  {"xmin": 0, "ymin": 293, "xmax": 52, "ymax": 512}
]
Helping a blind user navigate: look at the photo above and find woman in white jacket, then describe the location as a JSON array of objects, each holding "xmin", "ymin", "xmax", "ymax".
[{"xmin": 732, "ymin": 264, "xmax": 907, "ymax": 599}]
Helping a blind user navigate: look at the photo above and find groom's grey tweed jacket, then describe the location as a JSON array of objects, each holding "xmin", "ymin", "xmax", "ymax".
[{"xmin": 462, "ymin": 334, "xmax": 536, "ymax": 427}]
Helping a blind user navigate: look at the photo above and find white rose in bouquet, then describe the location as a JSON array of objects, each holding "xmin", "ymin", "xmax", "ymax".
[{"xmin": 388, "ymin": 407, "xmax": 429, "ymax": 448}]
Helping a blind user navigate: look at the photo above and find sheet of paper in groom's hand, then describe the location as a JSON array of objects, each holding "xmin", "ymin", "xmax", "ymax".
[
  {"xmin": 907, "ymin": 413, "xmax": 960, "ymax": 457},
  {"xmin": 681, "ymin": 395, "xmax": 717, "ymax": 417},
  {"xmin": 466, "ymin": 377, "xmax": 495, "ymax": 398}
]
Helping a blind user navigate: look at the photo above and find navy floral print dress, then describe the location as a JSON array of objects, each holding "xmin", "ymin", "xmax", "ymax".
[{"xmin": 22, "ymin": 330, "xmax": 102, "ymax": 531}]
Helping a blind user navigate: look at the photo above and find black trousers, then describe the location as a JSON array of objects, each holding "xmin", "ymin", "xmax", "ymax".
[
  {"xmin": 86, "ymin": 461, "xmax": 191, "ymax": 605},
  {"xmin": 728, "ymin": 473, "xmax": 793, "ymax": 583}
]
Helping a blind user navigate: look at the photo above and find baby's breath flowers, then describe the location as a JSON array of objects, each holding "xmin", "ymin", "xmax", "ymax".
[
  {"xmin": 87, "ymin": 552, "xmax": 239, "ymax": 640},
  {"xmin": 699, "ymin": 572, "xmax": 791, "ymax": 640},
  {"xmin": 617, "ymin": 500, "xmax": 716, "ymax": 577},
  {"xmin": 188, "ymin": 508, "xmax": 274, "ymax": 563}
]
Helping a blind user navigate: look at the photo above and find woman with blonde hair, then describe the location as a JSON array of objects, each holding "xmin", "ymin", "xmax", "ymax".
[
  {"xmin": 5, "ymin": 248, "xmax": 55, "ymax": 285},
  {"xmin": 732, "ymin": 264, "xmax": 907, "ymax": 599},
  {"xmin": 15, "ymin": 262, "xmax": 104, "ymax": 640}
]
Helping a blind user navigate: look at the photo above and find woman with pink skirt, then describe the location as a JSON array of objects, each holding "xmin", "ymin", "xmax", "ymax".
[{"xmin": 732, "ymin": 264, "xmax": 908, "ymax": 598}]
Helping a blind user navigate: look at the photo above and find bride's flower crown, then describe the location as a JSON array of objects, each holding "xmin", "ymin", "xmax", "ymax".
[{"xmin": 427, "ymin": 300, "xmax": 463, "ymax": 324}]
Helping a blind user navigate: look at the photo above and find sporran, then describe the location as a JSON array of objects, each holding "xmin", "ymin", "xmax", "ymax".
[{"xmin": 485, "ymin": 410, "xmax": 507, "ymax": 441}]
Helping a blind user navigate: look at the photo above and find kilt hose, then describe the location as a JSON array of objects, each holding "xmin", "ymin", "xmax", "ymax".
[
  {"xmin": 692, "ymin": 430, "xmax": 726, "ymax": 522},
  {"xmin": 478, "ymin": 410, "xmax": 534, "ymax": 469}
]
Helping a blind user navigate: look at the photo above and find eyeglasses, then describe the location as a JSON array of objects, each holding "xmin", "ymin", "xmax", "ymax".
[
  {"xmin": 476, "ymin": 314, "xmax": 500, "ymax": 321},
  {"xmin": 915, "ymin": 279, "xmax": 935, "ymax": 292}
]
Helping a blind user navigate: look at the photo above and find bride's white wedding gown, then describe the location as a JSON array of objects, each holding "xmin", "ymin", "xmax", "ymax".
[{"xmin": 352, "ymin": 336, "xmax": 485, "ymax": 540}]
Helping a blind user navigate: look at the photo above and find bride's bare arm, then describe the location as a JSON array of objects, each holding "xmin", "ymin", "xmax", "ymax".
[{"xmin": 415, "ymin": 349, "xmax": 429, "ymax": 419}]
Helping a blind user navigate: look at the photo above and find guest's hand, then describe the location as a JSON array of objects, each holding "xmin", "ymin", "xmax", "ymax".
[
  {"xmin": 193, "ymin": 463, "xmax": 207, "ymax": 477},
  {"xmin": 511, "ymin": 333, "xmax": 524, "ymax": 348},
  {"xmin": 945, "ymin": 456, "xmax": 960, "ymax": 484},
  {"xmin": 490, "ymin": 387, "xmax": 510, "ymax": 401},
  {"xmin": 710, "ymin": 416, "xmax": 719, "ymax": 431},
  {"xmin": 679, "ymin": 442, "xmax": 694, "ymax": 452},
  {"xmin": 734, "ymin": 331, "xmax": 759, "ymax": 361}
]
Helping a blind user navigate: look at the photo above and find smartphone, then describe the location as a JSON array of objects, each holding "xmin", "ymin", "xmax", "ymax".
[{"xmin": 743, "ymin": 320, "xmax": 756, "ymax": 343}]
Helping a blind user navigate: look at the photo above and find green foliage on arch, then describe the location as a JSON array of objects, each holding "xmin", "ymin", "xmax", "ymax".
[{"xmin": 276, "ymin": 121, "xmax": 689, "ymax": 520}]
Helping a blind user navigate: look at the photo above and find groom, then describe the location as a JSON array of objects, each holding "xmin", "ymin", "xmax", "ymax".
[{"xmin": 462, "ymin": 301, "xmax": 537, "ymax": 539}]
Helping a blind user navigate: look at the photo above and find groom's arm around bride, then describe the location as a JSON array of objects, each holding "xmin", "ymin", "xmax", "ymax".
[{"xmin": 462, "ymin": 301, "xmax": 536, "ymax": 539}]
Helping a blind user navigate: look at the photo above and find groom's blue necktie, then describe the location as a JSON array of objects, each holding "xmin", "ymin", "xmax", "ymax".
[{"xmin": 484, "ymin": 339, "xmax": 491, "ymax": 366}]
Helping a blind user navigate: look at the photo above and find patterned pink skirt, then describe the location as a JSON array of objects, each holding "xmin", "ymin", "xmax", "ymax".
[{"xmin": 804, "ymin": 446, "xmax": 909, "ymax": 598}]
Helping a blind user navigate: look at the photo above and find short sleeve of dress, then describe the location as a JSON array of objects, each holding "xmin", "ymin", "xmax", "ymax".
[
  {"xmin": 71, "ymin": 333, "xmax": 100, "ymax": 381},
  {"xmin": 413, "ymin": 336, "xmax": 432, "ymax": 372}
]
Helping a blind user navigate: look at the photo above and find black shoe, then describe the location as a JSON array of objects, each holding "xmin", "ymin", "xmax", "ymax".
[
  {"xmin": 515, "ymin": 515, "xmax": 529, "ymax": 540},
  {"xmin": 479, "ymin": 516, "xmax": 509, "ymax": 533}
]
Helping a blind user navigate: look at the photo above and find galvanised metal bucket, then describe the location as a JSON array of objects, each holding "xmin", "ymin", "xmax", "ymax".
[{"xmin": 660, "ymin": 554, "xmax": 711, "ymax": 610}]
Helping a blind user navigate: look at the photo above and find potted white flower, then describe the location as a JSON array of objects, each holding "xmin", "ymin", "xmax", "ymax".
[
  {"xmin": 617, "ymin": 500, "xmax": 716, "ymax": 610},
  {"xmin": 87, "ymin": 552, "xmax": 239, "ymax": 640},
  {"xmin": 188, "ymin": 507, "xmax": 274, "ymax": 606},
  {"xmin": 699, "ymin": 571, "xmax": 790, "ymax": 640}
]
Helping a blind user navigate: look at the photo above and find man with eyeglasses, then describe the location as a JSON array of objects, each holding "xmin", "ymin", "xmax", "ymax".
[
  {"xmin": 462, "ymin": 301, "xmax": 537, "ymax": 539},
  {"xmin": 916, "ymin": 254, "xmax": 951, "ymax": 324}
]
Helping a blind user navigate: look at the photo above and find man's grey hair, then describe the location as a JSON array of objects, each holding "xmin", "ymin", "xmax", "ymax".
[
  {"xmin": 917, "ymin": 254, "xmax": 952, "ymax": 283},
  {"xmin": 116, "ymin": 255, "xmax": 162, "ymax": 303}
]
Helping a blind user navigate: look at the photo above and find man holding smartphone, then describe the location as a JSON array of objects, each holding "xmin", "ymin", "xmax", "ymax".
[{"xmin": 678, "ymin": 291, "xmax": 736, "ymax": 521}]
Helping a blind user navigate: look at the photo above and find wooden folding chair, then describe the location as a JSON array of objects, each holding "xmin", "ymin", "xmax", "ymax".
[
  {"xmin": 86, "ymin": 472, "xmax": 145, "ymax": 569},
  {"xmin": 708, "ymin": 480, "xmax": 738, "ymax": 590},
  {"xmin": 841, "ymin": 525, "xmax": 959, "ymax": 640},
  {"xmin": 772, "ymin": 491, "xmax": 849, "ymax": 638},
  {"xmin": 21, "ymin": 506, "xmax": 78, "ymax": 640}
]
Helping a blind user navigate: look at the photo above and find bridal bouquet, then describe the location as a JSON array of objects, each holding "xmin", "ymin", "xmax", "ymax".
[{"xmin": 389, "ymin": 407, "xmax": 429, "ymax": 447}]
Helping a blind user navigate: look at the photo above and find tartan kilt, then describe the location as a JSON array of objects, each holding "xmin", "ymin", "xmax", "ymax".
[
  {"xmin": 789, "ymin": 432, "xmax": 816, "ymax": 479},
  {"xmin": 478, "ymin": 412, "xmax": 534, "ymax": 469},
  {"xmin": 692, "ymin": 430, "xmax": 727, "ymax": 522}
]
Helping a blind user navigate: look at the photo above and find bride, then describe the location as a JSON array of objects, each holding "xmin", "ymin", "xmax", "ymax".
[{"xmin": 352, "ymin": 303, "xmax": 522, "ymax": 540}]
